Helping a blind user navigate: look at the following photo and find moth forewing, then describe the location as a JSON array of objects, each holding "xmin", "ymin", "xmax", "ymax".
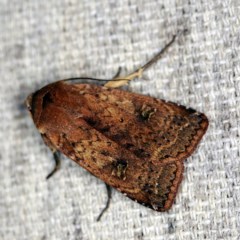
[{"xmin": 27, "ymin": 81, "xmax": 208, "ymax": 212}]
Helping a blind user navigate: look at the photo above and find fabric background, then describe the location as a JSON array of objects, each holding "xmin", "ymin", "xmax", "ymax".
[{"xmin": 0, "ymin": 1, "xmax": 239, "ymax": 239}]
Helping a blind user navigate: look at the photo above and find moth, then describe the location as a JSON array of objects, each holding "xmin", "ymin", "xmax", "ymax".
[{"xmin": 26, "ymin": 34, "xmax": 208, "ymax": 220}]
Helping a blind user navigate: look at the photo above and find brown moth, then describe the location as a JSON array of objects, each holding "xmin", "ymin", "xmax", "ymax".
[{"xmin": 26, "ymin": 34, "xmax": 208, "ymax": 218}]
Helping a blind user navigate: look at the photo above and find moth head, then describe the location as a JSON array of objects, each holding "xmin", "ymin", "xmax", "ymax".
[
  {"xmin": 25, "ymin": 83, "xmax": 56, "ymax": 126},
  {"xmin": 25, "ymin": 90, "xmax": 42, "ymax": 126}
]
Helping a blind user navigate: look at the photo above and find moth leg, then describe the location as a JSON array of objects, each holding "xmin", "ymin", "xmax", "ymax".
[
  {"xmin": 112, "ymin": 66, "xmax": 122, "ymax": 79},
  {"xmin": 104, "ymin": 32, "xmax": 181, "ymax": 88},
  {"xmin": 46, "ymin": 151, "xmax": 61, "ymax": 179},
  {"xmin": 96, "ymin": 184, "xmax": 112, "ymax": 221}
]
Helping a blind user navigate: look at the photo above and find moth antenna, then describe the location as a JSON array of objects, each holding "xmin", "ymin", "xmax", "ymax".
[
  {"xmin": 105, "ymin": 30, "xmax": 187, "ymax": 88},
  {"xmin": 96, "ymin": 184, "xmax": 112, "ymax": 221},
  {"xmin": 62, "ymin": 31, "xmax": 185, "ymax": 86},
  {"xmin": 46, "ymin": 151, "xmax": 61, "ymax": 179},
  {"xmin": 62, "ymin": 77, "xmax": 129, "ymax": 83},
  {"xmin": 62, "ymin": 67, "xmax": 123, "ymax": 83}
]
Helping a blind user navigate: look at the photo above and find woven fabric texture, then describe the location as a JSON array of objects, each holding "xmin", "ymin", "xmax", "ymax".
[{"xmin": 0, "ymin": 1, "xmax": 239, "ymax": 240}]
